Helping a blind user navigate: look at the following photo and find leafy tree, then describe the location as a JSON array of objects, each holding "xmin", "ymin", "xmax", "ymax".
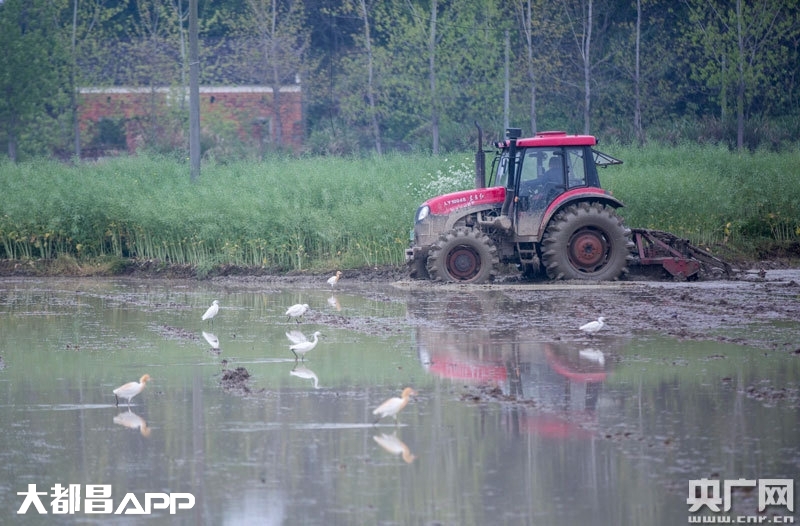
[
  {"xmin": 682, "ymin": 0, "xmax": 800, "ymax": 149},
  {"xmin": 0, "ymin": 0, "xmax": 66, "ymax": 161},
  {"xmin": 54, "ymin": 0, "xmax": 129, "ymax": 157},
  {"xmin": 242, "ymin": 0, "xmax": 309, "ymax": 150}
]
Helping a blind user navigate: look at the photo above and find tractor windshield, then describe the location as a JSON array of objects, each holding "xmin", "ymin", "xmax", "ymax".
[{"xmin": 490, "ymin": 150, "xmax": 515, "ymax": 188}]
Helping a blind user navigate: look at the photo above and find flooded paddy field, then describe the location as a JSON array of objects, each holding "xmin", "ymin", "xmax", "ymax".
[{"xmin": 0, "ymin": 271, "xmax": 798, "ymax": 525}]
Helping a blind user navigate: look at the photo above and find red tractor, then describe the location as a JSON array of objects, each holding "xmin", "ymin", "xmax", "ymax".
[{"xmin": 406, "ymin": 127, "xmax": 730, "ymax": 283}]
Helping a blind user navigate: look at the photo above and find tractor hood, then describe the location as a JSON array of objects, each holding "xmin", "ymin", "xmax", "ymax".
[{"xmin": 420, "ymin": 186, "xmax": 505, "ymax": 217}]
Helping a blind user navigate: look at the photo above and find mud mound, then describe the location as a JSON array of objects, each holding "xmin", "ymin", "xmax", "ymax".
[{"xmin": 220, "ymin": 367, "xmax": 251, "ymax": 395}]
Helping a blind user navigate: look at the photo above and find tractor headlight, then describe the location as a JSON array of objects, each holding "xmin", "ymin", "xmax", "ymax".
[{"xmin": 415, "ymin": 205, "xmax": 430, "ymax": 223}]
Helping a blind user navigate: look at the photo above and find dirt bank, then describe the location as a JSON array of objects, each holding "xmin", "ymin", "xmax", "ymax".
[
  {"xmin": 2, "ymin": 258, "xmax": 799, "ymax": 353},
  {"xmin": 207, "ymin": 263, "xmax": 800, "ymax": 354}
]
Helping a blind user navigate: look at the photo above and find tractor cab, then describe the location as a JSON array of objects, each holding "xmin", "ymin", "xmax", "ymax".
[{"xmin": 488, "ymin": 130, "xmax": 622, "ymax": 239}]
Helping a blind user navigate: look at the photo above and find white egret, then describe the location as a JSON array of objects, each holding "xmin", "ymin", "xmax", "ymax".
[
  {"xmin": 202, "ymin": 300, "xmax": 220, "ymax": 324},
  {"xmin": 327, "ymin": 271, "xmax": 343, "ymax": 288},
  {"xmin": 285, "ymin": 303, "xmax": 309, "ymax": 323},
  {"xmin": 113, "ymin": 374, "xmax": 150, "ymax": 406},
  {"xmin": 372, "ymin": 387, "xmax": 416, "ymax": 425},
  {"xmin": 579, "ymin": 317, "xmax": 606, "ymax": 338},
  {"xmin": 289, "ymin": 331, "xmax": 321, "ymax": 361}
]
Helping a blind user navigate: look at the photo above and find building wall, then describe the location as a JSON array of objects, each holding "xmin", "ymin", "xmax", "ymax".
[{"xmin": 78, "ymin": 86, "xmax": 303, "ymax": 154}]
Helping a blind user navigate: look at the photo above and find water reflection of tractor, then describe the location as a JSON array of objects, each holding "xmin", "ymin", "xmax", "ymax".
[
  {"xmin": 406, "ymin": 127, "xmax": 732, "ymax": 283},
  {"xmin": 415, "ymin": 326, "xmax": 611, "ymax": 416}
]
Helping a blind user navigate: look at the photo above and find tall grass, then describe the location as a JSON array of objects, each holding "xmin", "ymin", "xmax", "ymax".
[
  {"xmin": 600, "ymin": 143, "xmax": 800, "ymax": 247},
  {"xmin": 0, "ymin": 145, "xmax": 797, "ymax": 272},
  {"xmin": 0, "ymin": 153, "xmax": 474, "ymax": 271}
]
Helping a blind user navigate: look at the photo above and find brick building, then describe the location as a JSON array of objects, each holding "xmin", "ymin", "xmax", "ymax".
[{"xmin": 78, "ymin": 85, "xmax": 303, "ymax": 155}]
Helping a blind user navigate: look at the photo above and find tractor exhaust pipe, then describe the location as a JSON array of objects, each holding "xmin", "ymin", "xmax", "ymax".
[
  {"xmin": 475, "ymin": 122, "xmax": 485, "ymax": 188},
  {"xmin": 500, "ymin": 127, "xmax": 521, "ymax": 217}
]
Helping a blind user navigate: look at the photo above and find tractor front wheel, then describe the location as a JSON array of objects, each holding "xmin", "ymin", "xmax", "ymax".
[
  {"xmin": 541, "ymin": 202, "xmax": 632, "ymax": 281},
  {"xmin": 427, "ymin": 228, "xmax": 499, "ymax": 283}
]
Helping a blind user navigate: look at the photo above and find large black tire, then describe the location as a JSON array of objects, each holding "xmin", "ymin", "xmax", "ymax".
[
  {"xmin": 427, "ymin": 227, "xmax": 499, "ymax": 283},
  {"xmin": 541, "ymin": 202, "xmax": 632, "ymax": 281}
]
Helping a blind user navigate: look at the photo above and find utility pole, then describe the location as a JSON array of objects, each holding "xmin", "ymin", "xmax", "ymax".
[{"xmin": 189, "ymin": 0, "xmax": 200, "ymax": 182}]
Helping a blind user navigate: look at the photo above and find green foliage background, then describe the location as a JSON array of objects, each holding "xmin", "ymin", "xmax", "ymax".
[{"xmin": 1, "ymin": 0, "xmax": 799, "ymax": 159}]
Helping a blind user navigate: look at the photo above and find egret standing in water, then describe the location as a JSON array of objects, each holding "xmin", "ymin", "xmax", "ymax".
[
  {"xmin": 373, "ymin": 387, "xmax": 416, "ymax": 425},
  {"xmin": 289, "ymin": 331, "xmax": 321, "ymax": 361},
  {"xmin": 113, "ymin": 374, "xmax": 150, "ymax": 406},
  {"xmin": 285, "ymin": 303, "xmax": 309, "ymax": 323},
  {"xmin": 202, "ymin": 300, "xmax": 220, "ymax": 325},
  {"xmin": 579, "ymin": 317, "xmax": 606, "ymax": 338},
  {"xmin": 327, "ymin": 271, "xmax": 342, "ymax": 288}
]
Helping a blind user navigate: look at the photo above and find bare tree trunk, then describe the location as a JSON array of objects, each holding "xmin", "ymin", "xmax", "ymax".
[
  {"xmin": 173, "ymin": 0, "xmax": 188, "ymax": 98},
  {"xmin": 735, "ymin": 0, "xmax": 745, "ymax": 150},
  {"xmin": 360, "ymin": 0, "xmax": 382, "ymax": 155},
  {"xmin": 189, "ymin": 0, "xmax": 201, "ymax": 181},
  {"xmin": 583, "ymin": 0, "xmax": 593, "ymax": 134},
  {"xmin": 271, "ymin": 0, "xmax": 283, "ymax": 148},
  {"xmin": 71, "ymin": 0, "xmax": 81, "ymax": 158},
  {"xmin": 504, "ymin": 30, "xmax": 510, "ymax": 131},
  {"xmin": 428, "ymin": 0, "xmax": 439, "ymax": 154},
  {"xmin": 522, "ymin": 0, "xmax": 537, "ymax": 134},
  {"xmin": 7, "ymin": 119, "xmax": 18, "ymax": 162},
  {"xmin": 634, "ymin": 0, "xmax": 644, "ymax": 145}
]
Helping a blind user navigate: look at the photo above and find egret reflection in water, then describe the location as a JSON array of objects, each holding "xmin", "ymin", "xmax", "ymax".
[
  {"xmin": 373, "ymin": 432, "xmax": 415, "ymax": 463},
  {"xmin": 579, "ymin": 348, "xmax": 605, "ymax": 365},
  {"xmin": 202, "ymin": 331, "xmax": 221, "ymax": 351},
  {"xmin": 113, "ymin": 409, "xmax": 151, "ymax": 437},
  {"xmin": 327, "ymin": 295, "xmax": 341, "ymax": 311},
  {"xmin": 289, "ymin": 364, "xmax": 319, "ymax": 389}
]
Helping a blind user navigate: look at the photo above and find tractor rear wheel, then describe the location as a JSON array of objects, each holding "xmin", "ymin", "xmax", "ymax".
[
  {"xmin": 427, "ymin": 227, "xmax": 499, "ymax": 283},
  {"xmin": 541, "ymin": 202, "xmax": 631, "ymax": 281}
]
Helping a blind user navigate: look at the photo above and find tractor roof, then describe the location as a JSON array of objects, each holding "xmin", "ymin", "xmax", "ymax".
[{"xmin": 499, "ymin": 130, "xmax": 597, "ymax": 148}]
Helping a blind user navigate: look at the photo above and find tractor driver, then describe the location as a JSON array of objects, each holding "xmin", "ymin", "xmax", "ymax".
[
  {"xmin": 519, "ymin": 152, "xmax": 564, "ymax": 206},
  {"xmin": 542, "ymin": 155, "xmax": 564, "ymax": 184}
]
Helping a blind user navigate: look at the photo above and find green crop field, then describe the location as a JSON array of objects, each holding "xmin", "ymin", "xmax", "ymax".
[{"xmin": 1, "ymin": 145, "xmax": 798, "ymax": 276}]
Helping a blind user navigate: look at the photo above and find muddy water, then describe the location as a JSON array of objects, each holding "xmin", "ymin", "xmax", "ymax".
[{"xmin": 0, "ymin": 278, "xmax": 798, "ymax": 525}]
